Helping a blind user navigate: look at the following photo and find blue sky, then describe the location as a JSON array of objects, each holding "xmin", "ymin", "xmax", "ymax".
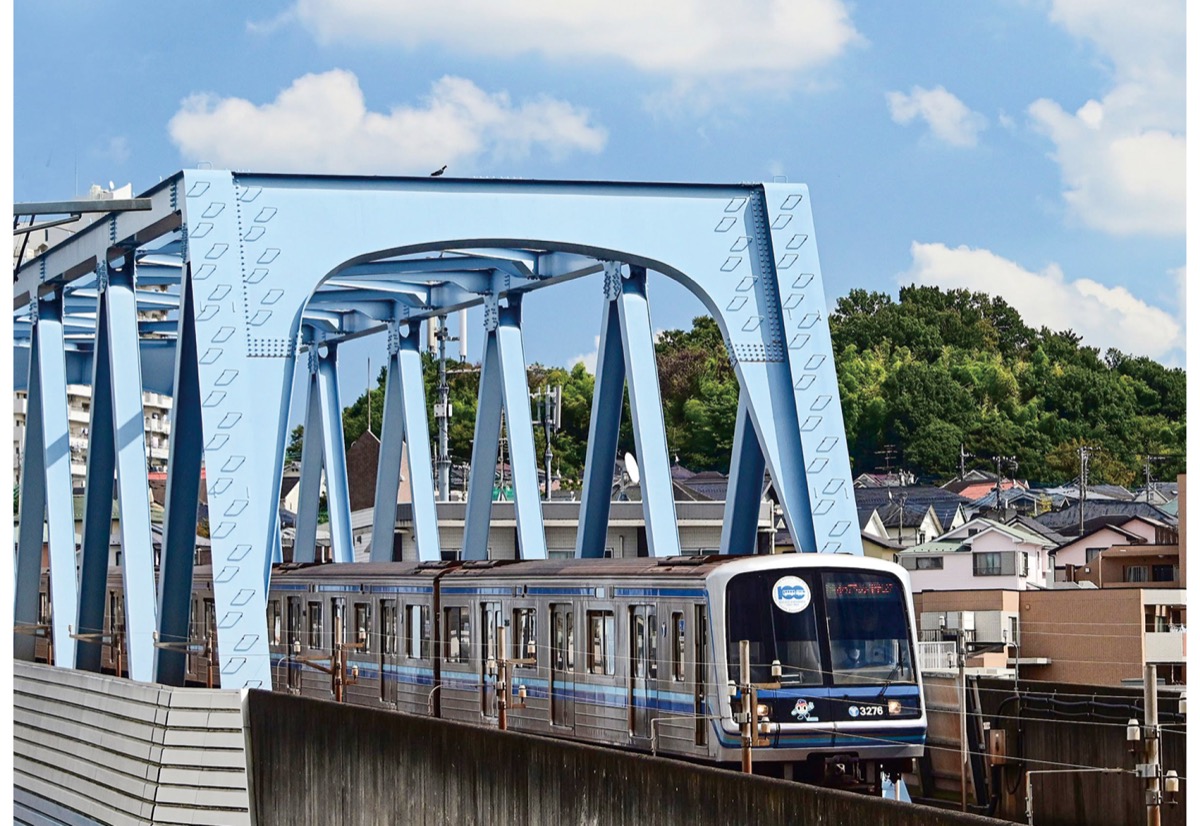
[{"xmin": 13, "ymin": 1, "xmax": 1187, "ymax": 395}]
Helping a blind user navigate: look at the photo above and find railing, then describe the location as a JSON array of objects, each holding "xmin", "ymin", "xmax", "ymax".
[{"xmin": 917, "ymin": 641, "xmax": 957, "ymax": 671}]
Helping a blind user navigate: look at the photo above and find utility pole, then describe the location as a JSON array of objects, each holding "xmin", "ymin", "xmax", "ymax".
[
  {"xmin": 433, "ymin": 316, "xmax": 456, "ymax": 502},
  {"xmin": 959, "ymin": 444, "xmax": 972, "ymax": 481},
  {"xmin": 739, "ymin": 639, "xmax": 754, "ymax": 774},
  {"xmin": 993, "ymin": 455, "xmax": 1017, "ymax": 519},
  {"xmin": 1078, "ymin": 445, "xmax": 1092, "ymax": 536},
  {"xmin": 1142, "ymin": 664, "xmax": 1161, "ymax": 826},
  {"xmin": 533, "ymin": 385, "xmax": 562, "ymax": 501},
  {"xmin": 959, "ymin": 631, "xmax": 969, "ymax": 812}
]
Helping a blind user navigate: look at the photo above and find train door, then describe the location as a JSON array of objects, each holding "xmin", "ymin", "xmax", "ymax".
[
  {"xmin": 380, "ymin": 599, "xmax": 398, "ymax": 705},
  {"xmin": 481, "ymin": 602, "xmax": 500, "ymax": 719},
  {"xmin": 286, "ymin": 597, "xmax": 302, "ymax": 692},
  {"xmin": 628, "ymin": 605, "xmax": 655, "ymax": 739},
  {"xmin": 693, "ymin": 604, "xmax": 708, "ymax": 746},
  {"xmin": 551, "ymin": 604, "xmax": 575, "ymax": 729}
]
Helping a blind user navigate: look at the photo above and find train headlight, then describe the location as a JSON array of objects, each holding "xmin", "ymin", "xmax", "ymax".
[
  {"xmin": 887, "ymin": 700, "xmax": 902, "ymax": 716},
  {"xmin": 727, "ymin": 680, "xmax": 737, "ymax": 698},
  {"xmin": 756, "ymin": 703, "xmax": 771, "ymax": 721},
  {"xmin": 770, "ymin": 660, "xmax": 782, "ymax": 679},
  {"xmin": 517, "ymin": 684, "xmax": 527, "ymax": 701}
]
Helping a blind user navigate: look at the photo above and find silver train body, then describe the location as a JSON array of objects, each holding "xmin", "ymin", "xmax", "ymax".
[{"xmin": 67, "ymin": 553, "xmax": 926, "ymax": 784}]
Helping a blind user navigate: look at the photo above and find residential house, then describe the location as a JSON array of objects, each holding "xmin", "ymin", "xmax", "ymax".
[
  {"xmin": 1054, "ymin": 516, "xmax": 1180, "ymax": 586},
  {"xmin": 897, "ymin": 516, "xmax": 1056, "ymax": 592},
  {"xmin": 854, "ymin": 487, "xmax": 974, "ymax": 537},
  {"xmin": 916, "ymin": 586, "xmax": 1186, "ymax": 686},
  {"xmin": 1036, "ymin": 500, "xmax": 1177, "ymax": 537},
  {"xmin": 942, "ymin": 469, "xmax": 1027, "ymax": 504}
]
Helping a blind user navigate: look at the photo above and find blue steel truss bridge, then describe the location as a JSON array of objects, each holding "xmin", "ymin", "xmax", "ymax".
[{"xmin": 13, "ymin": 171, "xmax": 861, "ymax": 691}]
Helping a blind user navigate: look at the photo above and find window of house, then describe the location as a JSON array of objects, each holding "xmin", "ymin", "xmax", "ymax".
[
  {"xmin": 973, "ymin": 552, "xmax": 1014, "ymax": 577},
  {"xmin": 1085, "ymin": 548, "xmax": 1105, "ymax": 564},
  {"xmin": 513, "ymin": 608, "xmax": 537, "ymax": 667},
  {"xmin": 407, "ymin": 604, "xmax": 430, "ymax": 659},
  {"xmin": 587, "ymin": 611, "xmax": 615, "ymax": 675},
  {"xmin": 916, "ymin": 556, "xmax": 943, "ymax": 570},
  {"xmin": 1152, "ymin": 565, "xmax": 1177, "ymax": 583},
  {"xmin": 307, "ymin": 601, "xmax": 323, "ymax": 648},
  {"xmin": 672, "ymin": 612, "xmax": 686, "ymax": 682},
  {"xmin": 444, "ymin": 606, "xmax": 471, "ymax": 663},
  {"xmin": 1020, "ymin": 552, "xmax": 1030, "ymax": 578},
  {"xmin": 354, "ymin": 602, "xmax": 371, "ymax": 653},
  {"xmin": 1125, "ymin": 565, "xmax": 1149, "ymax": 583}
]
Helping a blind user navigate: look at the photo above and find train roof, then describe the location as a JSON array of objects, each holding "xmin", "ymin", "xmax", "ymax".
[{"xmin": 269, "ymin": 553, "xmax": 906, "ymax": 583}]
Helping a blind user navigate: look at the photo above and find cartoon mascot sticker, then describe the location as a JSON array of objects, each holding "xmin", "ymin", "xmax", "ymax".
[{"xmin": 790, "ymin": 698, "xmax": 819, "ymax": 722}]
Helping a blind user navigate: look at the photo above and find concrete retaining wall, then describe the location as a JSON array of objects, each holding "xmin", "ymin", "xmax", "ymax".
[
  {"xmin": 13, "ymin": 662, "xmax": 250, "ymax": 826},
  {"xmin": 246, "ymin": 690, "xmax": 1007, "ymax": 826}
]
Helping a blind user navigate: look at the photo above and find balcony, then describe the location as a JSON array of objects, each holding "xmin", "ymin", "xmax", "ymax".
[
  {"xmin": 1144, "ymin": 630, "xmax": 1185, "ymax": 663},
  {"xmin": 917, "ymin": 641, "xmax": 957, "ymax": 671}
]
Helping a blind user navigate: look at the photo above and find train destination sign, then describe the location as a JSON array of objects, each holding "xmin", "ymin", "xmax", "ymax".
[{"xmin": 772, "ymin": 576, "xmax": 811, "ymax": 613}]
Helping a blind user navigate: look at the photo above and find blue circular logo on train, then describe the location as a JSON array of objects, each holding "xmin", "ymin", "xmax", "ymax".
[
  {"xmin": 848, "ymin": 705, "xmax": 860, "ymax": 718},
  {"xmin": 772, "ymin": 575, "xmax": 811, "ymax": 613}
]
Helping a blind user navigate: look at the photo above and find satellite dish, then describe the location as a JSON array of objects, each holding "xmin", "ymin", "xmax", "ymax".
[{"xmin": 624, "ymin": 452, "xmax": 640, "ymax": 486}]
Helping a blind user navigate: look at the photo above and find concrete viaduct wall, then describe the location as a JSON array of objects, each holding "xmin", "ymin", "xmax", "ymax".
[
  {"xmin": 13, "ymin": 662, "xmax": 250, "ymax": 826},
  {"xmin": 245, "ymin": 691, "xmax": 1006, "ymax": 826},
  {"xmin": 14, "ymin": 661, "xmax": 1008, "ymax": 826}
]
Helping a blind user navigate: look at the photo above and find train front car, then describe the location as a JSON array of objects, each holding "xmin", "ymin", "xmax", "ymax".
[{"xmin": 706, "ymin": 555, "xmax": 925, "ymax": 786}]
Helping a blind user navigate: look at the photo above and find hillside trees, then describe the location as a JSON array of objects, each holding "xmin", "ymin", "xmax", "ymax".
[{"xmin": 315, "ymin": 284, "xmax": 1183, "ymax": 490}]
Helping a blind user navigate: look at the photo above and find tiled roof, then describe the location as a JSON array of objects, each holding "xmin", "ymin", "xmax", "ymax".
[{"xmin": 1036, "ymin": 501, "xmax": 1176, "ymax": 535}]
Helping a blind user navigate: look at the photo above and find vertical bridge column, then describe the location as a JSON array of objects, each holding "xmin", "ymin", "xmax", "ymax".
[
  {"xmin": 577, "ymin": 263, "xmax": 679, "ymax": 557},
  {"xmin": 371, "ymin": 319, "xmax": 441, "ymax": 562},
  {"xmin": 14, "ymin": 290, "xmax": 77, "ymax": 665},
  {"xmin": 315, "ymin": 341, "xmax": 353, "ymax": 563},
  {"xmin": 292, "ymin": 337, "xmax": 354, "ymax": 564},
  {"xmin": 154, "ymin": 274, "xmax": 204, "ymax": 684},
  {"xmin": 720, "ymin": 395, "xmax": 767, "ymax": 555},
  {"xmin": 462, "ymin": 293, "xmax": 547, "ymax": 560}
]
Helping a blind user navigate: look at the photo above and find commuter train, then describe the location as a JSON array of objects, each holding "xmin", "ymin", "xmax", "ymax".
[{"xmin": 49, "ymin": 553, "xmax": 926, "ymax": 787}]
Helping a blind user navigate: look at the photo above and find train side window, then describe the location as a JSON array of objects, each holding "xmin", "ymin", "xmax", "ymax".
[
  {"xmin": 266, "ymin": 601, "xmax": 282, "ymax": 646},
  {"xmin": 587, "ymin": 611, "xmax": 615, "ymax": 676},
  {"xmin": 307, "ymin": 601, "xmax": 323, "ymax": 649},
  {"xmin": 513, "ymin": 608, "xmax": 537, "ymax": 667},
  {"xmin": 672, "ymin": 612, "xmax": 685, "ymax": 682},
  {"xmin": 38, "ymin": 590, "xmax": 51, "ymax": 625},
  {"xmin": 354, "ymin": 602, "xmax": 371, "ymax": 653},
  {"xmin": 648, "ymin": 612, "xmax": 658, "ymax": 679},
  {"xmin": 551, "ymin": 606, "xmax": 574, "ymax": 672},
  {"xmin": 381, "ymin": 601, "xmax": 398, "ymax": 655},
  {"xmin": 407, "ymin": 604, "xmax": 430, "ymax": 660},
  {"xmin": 444, "ymin": 606, "xmax": 471, "ymax": 663}
]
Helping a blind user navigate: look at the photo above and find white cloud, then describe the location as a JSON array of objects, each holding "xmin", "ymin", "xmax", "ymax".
[
  {"xmin": 568, "ymin": 336, "xmax": 601, "ymax": 375},
  {"xmin": 168, "ymin": 70, "xmax": 607, "ymax": 175},
  {"xmin": 1029, "ymin": 0, "xmax": 1184, "ymax": 235},
  {"xmin": 282, "ymin": 0, "xmax": 860, "ymax": 81},
  {"xmin": 886, "ymin": 86, "xmax": 987, "ymax": 147},
  {"xmin": 901, "ymin": 241, "xmax": 1183, "ymax": 360}
]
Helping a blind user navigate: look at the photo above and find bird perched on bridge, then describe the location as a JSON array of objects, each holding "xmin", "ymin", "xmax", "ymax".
[{"xmin": 430, "ymin": 165, "xmax": 447, "ymax": 177}]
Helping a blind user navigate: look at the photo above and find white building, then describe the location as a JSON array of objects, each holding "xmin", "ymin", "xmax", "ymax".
[
  {"xmin": 897, "ymin": 517, "xmax": 1057, "ymax": 592},
  {"xmin": 14, "ymin": 386, "xmax": 172, "ymax": 489}
]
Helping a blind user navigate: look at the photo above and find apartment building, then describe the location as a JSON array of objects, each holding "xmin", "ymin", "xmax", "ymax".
[{"xmin": 15, "ymin": 386, "xmax": 173, "ymax": 489}]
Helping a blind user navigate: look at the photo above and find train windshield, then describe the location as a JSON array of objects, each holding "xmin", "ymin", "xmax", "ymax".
[{"xmin": 726, "ymin": 569, "xmax": 915, "ymax": 688}]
